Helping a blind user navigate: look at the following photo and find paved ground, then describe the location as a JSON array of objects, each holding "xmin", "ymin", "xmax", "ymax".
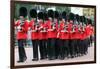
[{"xmin": 14, "ymin": 44, "xmax": 94, "ymax": 66}]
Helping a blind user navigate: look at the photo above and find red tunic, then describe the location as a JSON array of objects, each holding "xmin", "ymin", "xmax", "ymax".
[
  {"xmin": 72, "ymin": 25, "xmax": 81, "ymax": 39},
  {"xmin": 39, "ymin": 22, "xmax": 47, "ymax": 40},
  {"xmin": 67, "ymin": 23, "xmax": 73, "ymax": 39},
  {"xmin": 80, "ymin": 27, "xmax": 87, "ymax": 40},
  {"xmin": 59, "ymin": 22, "xmax": 69, "ymax": 39},
  {"xmin": 15, "ymin": 20, "xmax": 28, "ymax": 40},
  {"xmin": 89, "ymin": 25, "xmax": 93, "ymax": 36},
  {"xmin": 85, "ymin": 25, "xmax": 93, "ymax": 38},
  {"xmin": 47, "ymin": 20, "xmax": 58, "ymax": 38},
  {"xmin": 29, "ymin": 20, "xmax": 39, "ymax": 40}
]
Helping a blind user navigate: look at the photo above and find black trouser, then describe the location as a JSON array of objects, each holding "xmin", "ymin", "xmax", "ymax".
[
  {"xmin": 68, "ymin": 39, "xmax": 71, "ymax": 56},
  {"xmin": 79, "ymin": 39, "xmax": 88, "ymax": 55},
  {"xmin": 87, "ymin": 38, "xmax": 90, "ymax": 47},
  {"xmin": 60, "ymin": 39, "xmax": 69, "ymax": 59},
  {"xmin": 72, "ymin": 39, "xmax": 79, "ymax": 56},
  {"xmin": 32, "ymin": 40, "xmax": 39, "ymax": 59},
  {"xmin": 55, "ymin": 38, "xmax": 60, "ymax": 59},
  {"xmin": 69, "ymin": 39, "xmax": 76, "ymax": 58},
  {"xmin": 47, "ymin": 38, "xmax": 56, "ymax": 59},
  {"xmin": 23, "ymin": 39, "xmax": 27, "ymax": 47},
  {"xmin": 18, "ymin": 39, "xmax": 27, "ymax": 61},
  {"xmin": 79, "ymin": 40, "xmax": 84, "ymax": 55},
  {"xmin": 59, "ymin": 39, "xmax": 64, "ymax": 59},
  {"xmin": 74, "ymin": 39, "xmax": 80, "ymax": 56},
  {"xmin": 90, "ymin": 35, "xmax": 93, "ymax": 47},
  {"xmin": 39, "ymin": 39, "xmax": 47, "ymax": 59},
  {"xmin": 84, "ymin": 39, "xmax": 88, "ymax": 54},
  {"xmin": 64, "ymin": 39, "xmax": 69, "ymax": 58}
]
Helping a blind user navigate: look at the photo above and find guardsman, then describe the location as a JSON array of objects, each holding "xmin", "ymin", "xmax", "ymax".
[
  {"xmin": 89, "ymin": 20, "xmax": 93, "ymax": 47},
  {"xmin": 76, "ymin": 16, "xmax": 82, "ymax": 56},
  {"xmin": 78, "ymin": 16, "xmax": 86, "ymax": 56},
  {"xmin": 47, "ymin": 10, "xmax": 57, "ymax": 60},
  {"xmin": 29, "ymin": 9, "xmax": 39, "ymax": 61},
  {"xmin": 54, "ymin": 11, "xmax": 59, "ymax": 59},
  {"xmin": 38, "ymin": 11, "xmax": 47, "ymax": 60},
  {"xmin": 87, "ymin": 19, "xmax": 93, "ymax": 47},
  {"xmin": 68, "ymin": 13, "xmax": 75, "ymax": 58},
  {"xmin": 83, "ymin": 16, "xmax": 88, "ymax": 55},
  {"xmin": 72, "ymin": 14, "xmax": 80, "ymax": 57},
  {"xmin": 84, "ymin": 18, "xmax": 93, "ymax": 54},
  {"xmin": 15, "ymin": 7, "xmax": 28, "ymax": 62},
  {"xmin": 43, "ymin": 12, "xmax": 49, "ymax": 58},
  {"xmin": 59, "ymin": 11, "xmax": 69, "ymax": 59}
]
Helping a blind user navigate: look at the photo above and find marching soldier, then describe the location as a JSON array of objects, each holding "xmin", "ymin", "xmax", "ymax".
[
  {"xmin": 15, "ymin": 7, "xmax": 28, "ymax": 62},
  {"xmin": 78, "ymin": 16, "xmax": 87, "ymax": 56},
  {"xmin": 68, "ymin": 13, "xmax": 75, "ymax": 58},
  {"xmin": 72, "ymin": 14, "xmax": 80, "ymax": 57},
  {"xmin": 38, "ymin": 11, "xmax": 47, "ymax": 60},
  {"xmin": 29, "ymin": 9, "xmax": 39, "ymax": 61},
  {"xmin": 85, "ymin": 18, "xmax": 93, "ymax": 54},
  {"xmin": 59, "ymin": 11, "xmax": 69, "ymax": 59},
  {"xmin": 76, "ymin": 16, "xmax": 82, "ymax": 56},
  {"xmin": 75, "ymin": 16, "xmax": 80, "ymax": 56},
  {"xmin": 43, "ymin": 12, "xmax": 49, "ymax": 58},
  {"xmin": 47, "ymin": 10, "xmax": 57, "ymax": 60},
  {"xmin": 54, "ymin": 11, "xmax": 59, "ymax": 59},
  {"xmin": 86, "ymin": 19, "xmax": 93, "ymax": 47},
  {"xmin": 89, "ymin": 20, "xmax": 94, "ymax": 47}
]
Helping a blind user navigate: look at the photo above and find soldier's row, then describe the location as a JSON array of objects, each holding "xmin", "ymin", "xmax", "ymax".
[
  {"xmin": 15, "ymin": 16, "xmax": 93, "ymax": 62},
  {"xmin": 14, "ymin": 7, "xmax": 93, "ymax": 62}
]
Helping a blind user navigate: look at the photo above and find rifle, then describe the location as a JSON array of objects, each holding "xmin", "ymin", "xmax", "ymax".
[
  {"xmin": 71, "ymin": 25, "xmax": 76, "ymax": 33},
  {"xmin": 51, "ymin": 22, "xmax": 56, "ymax": 31},
  {"xmin": 17, "ymin": 19, "xmax": 25, "ymax": 32}
]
